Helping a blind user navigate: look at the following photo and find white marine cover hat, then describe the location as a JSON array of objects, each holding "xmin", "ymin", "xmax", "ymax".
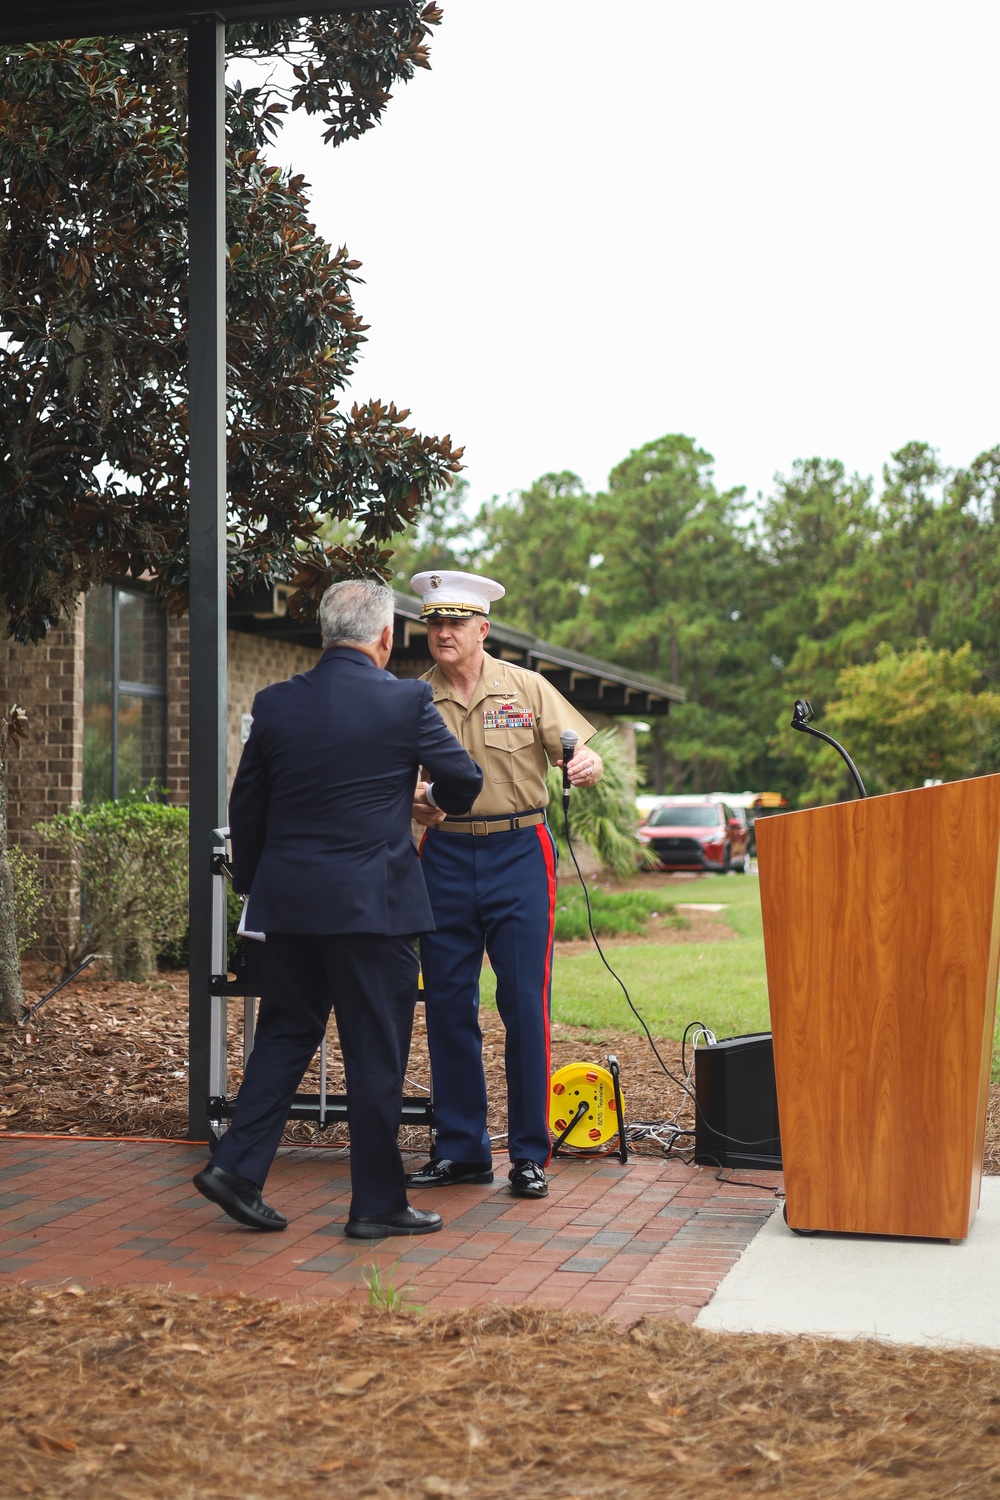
[{"xmin": 410, "ymin": 570, "xmax": 505, "ymax": 619}]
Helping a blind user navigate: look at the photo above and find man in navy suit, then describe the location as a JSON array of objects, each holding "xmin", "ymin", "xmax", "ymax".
[{"xmin": 193, "ymin": 579, "xmax": 482, "ymax": 1237}]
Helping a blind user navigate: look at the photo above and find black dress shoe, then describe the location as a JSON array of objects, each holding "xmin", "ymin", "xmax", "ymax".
[
  {"xmin": 405, "ymin": 1158, "xmax": 494, "ymax": 1188},
  {"xmin": 344, "ymin": 1206, "xmax": 443, "ymax": 1239},
  {"xmin": 193, "ymin": 1165, "xmax": 288, "ymax": 1231},
  {"xmin": 508, "ymin": 1160, "xmax": 548, "ymax": 1198}
]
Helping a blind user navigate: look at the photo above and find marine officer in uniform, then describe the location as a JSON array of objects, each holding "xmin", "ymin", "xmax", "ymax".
[{"xmin": 406, "ymin": 570, "xmax": 604, "ymax": 1199}]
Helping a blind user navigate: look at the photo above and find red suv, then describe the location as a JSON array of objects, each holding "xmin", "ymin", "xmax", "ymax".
[{"xmin": 637, "ymin": 799, "xmax": 751, "ymax": 874}]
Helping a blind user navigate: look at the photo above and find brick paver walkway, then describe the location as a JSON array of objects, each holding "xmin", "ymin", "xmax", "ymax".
[{"xmin": 0, "ymin": 1138, "xmax": 781, "ymax": 1322}]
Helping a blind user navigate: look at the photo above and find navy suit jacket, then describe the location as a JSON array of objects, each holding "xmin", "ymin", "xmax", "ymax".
[{"xmin": 229, "ymin": 647, "xmax": 483, "ymax": 936}]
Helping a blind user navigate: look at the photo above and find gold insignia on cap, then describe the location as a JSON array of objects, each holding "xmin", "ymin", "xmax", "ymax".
[{"xmin": 430, "ymin": 574, "xmax": 442, "ymax": 588}]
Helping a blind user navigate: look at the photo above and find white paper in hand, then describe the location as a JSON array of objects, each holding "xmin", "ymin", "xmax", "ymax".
[{"xmin": 236, "ymin": 898, "xmax": 266, "ymax": 943}]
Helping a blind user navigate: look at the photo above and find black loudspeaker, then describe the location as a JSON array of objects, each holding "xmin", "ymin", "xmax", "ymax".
[{"xmin": 694, "ymin": 1032, "xmax": 782, "ymax": 1171}]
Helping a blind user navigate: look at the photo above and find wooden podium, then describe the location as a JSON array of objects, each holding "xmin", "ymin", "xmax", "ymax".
[{"xmin": 757, "ymin": 775, "xmax": 1000, "ymax": 1240}]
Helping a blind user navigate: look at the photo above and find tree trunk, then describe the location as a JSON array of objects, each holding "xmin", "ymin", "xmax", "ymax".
[
  {"xmin": 0, "ymin": 769, "xmax": 23, "ymax": 1024},
  {"xmin": 651, "ymin": 723, "xmax": 666, "ymax": 795},
  {"xmin": 670, "ymin": 756, "xmax": 684, "ymax": 793}
]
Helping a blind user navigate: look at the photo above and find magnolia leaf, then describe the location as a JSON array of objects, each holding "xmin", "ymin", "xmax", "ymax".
[
  {"xmin": 28, "ymin": 1431, "xmax": 77, "ymax": 1453},
  {"xmin": 642, "ymin": 1419, "xmax": 676, "ymax": 1438}
]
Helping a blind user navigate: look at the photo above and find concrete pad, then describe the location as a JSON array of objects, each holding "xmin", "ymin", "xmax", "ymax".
[{"xmin": 697, "ymin": 1177, "xmax": 1000, "ymax": 1348}]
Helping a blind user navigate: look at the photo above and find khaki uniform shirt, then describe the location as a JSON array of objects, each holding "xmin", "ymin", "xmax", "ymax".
[{"xmin": 421, "ymin": 652, "xmax": 596, "ymax": 817}]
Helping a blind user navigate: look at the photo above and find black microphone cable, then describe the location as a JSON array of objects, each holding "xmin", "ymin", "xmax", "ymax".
[
  {"xmin": 557, "ymin": 744, "xmax": 782, "ymax": 1156},
  {"xmin": 556, "ymin": 746, "xmax": 692, "ymax": 1099}
]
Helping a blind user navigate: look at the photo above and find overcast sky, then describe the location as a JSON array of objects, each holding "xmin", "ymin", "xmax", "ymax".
[{"xmin": 237, "ymin": 1, "xmax": 1000, "ymax": 509}]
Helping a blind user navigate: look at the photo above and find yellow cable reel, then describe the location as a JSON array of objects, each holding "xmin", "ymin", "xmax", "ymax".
[{"xmin": 548, "ymin": 1062, "xmax": 625, "ymax": 1150}]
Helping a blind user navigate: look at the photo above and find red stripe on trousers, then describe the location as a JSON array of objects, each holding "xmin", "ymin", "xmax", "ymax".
[{"xmin": 535, "ymin": 823, "xmax": 557, "ymax": 1166}]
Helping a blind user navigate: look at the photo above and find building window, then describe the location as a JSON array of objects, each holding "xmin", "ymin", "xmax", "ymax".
[{"xmin": 83, "ymin": 585, "xmax": 167, "ymax": 802}]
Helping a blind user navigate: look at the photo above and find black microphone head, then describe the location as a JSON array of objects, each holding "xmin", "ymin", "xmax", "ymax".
[{"xmin": 560, "ymin": 729, "xmax": 579, "ymax": 755}]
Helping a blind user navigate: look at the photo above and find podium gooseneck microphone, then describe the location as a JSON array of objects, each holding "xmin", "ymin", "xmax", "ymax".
[
  {"xmin": 559, "ymin": 728, "xmax": 578, "ymax": 810},
  {"xmin": 790, "ymin": 698, "xmax": 868, "ymax": 799}
]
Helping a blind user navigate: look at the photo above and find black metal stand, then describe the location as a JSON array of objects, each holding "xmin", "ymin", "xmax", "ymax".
[
  {"xmin": 20, "ymin": 954, "xmax": 98, "ymax": 1022},
  {"xmin": 205, "ymin": 832, "xmax": 434, "ymax": 1145},
  {"xmin": 608, "ymin": 1053, "xmax": 628, "ymax": 1163},
  {"xmin": 550, "ymin": 1101, "xmax": 589, "ymax": 1155}
]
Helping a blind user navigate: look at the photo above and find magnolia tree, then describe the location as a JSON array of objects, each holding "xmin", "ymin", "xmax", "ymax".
[
  {"xmin": 0, "ymin": 4, "xmax": 461, "ymax": 645},
  {"xmin": 0, "ymin": 7, "xmax": 460, "ymax": 1006}
]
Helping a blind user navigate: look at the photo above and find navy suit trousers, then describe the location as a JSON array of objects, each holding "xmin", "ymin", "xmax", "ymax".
[
  {"xmin": 210, "ymin": 933, "xmax": 419, "ymax": 1219},
  {"xmin": 419, "ymin": 822, "xmax": 558, "ymax": 1167}
]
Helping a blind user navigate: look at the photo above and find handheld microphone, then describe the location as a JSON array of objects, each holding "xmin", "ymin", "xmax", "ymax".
[{"xmin": 560, "ymin": 729, "xmax": 579, "ymax": 810}]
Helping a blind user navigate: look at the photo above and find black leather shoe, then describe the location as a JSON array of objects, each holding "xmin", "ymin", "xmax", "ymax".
[
  {"xmin": 508, "ymin": 1160, "xmax": 548, "ymax": 1198},
  {"xmin": 193, "ymin": 1165, "xmax": 288, "ymax": 1231},
  {"xmin": 405, "ymin": 1158, "xmax": 494, "ymax": 1188},
  {"xmin": 344, "ymin": 1206, "xmax": 443, "ymax": 1239}
]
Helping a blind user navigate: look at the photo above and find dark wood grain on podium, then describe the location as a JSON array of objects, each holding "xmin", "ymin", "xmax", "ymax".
[{"xmin": 758, "ymin": 775, "xmax": 1000, "ymax": 1240}]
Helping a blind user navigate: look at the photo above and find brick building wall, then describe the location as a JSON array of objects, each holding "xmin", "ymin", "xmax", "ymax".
[
  {"xmin": 163, "ymin": 620, "xmax": 327, "ymax": 808},
  {"xmin": 1, "ymin": 604, "xmax": 320, "ymax": 835},
  {"xmin": 165, "ymin": 614, "xmax": 189, "ymax": 806},
  {"xmin": 0, "ymin": 607, "xmax": 85, "ymax": 859},
  {"xmin": 226, "ymin": 632, "xmax": 320, "ymax": 798},
  {"xmin": 164, "ymin": 621, "xmax": 318, "ymax": 806}
]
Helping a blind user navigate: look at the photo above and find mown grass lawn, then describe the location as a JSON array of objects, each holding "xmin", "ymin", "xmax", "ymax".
[
  {"xmin": 481, "ymin": 873, "xmax": 770, "ymax": 1042},
  {"xmin": 483, "ymin": 872, "xmax": 1000, "ymax": 1071}
]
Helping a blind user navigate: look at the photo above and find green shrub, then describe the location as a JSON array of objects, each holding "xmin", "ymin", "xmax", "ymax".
[
  {"xmin": 554, "ymin": 883, "xmax": 679, "ymax": 941},
  {"xmin": 35, "ymin": 792, "xmax": 189, "ymax": 979},
  {"xmin": 7, "ymin": 844, "xmax": 42, "ymax": 955},
  {"xmin": 157, "ymin": 885, "xmax": 243, "ymax": 971}
]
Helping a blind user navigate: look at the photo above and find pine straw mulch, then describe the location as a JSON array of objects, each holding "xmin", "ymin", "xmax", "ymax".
[
  {"xmin": 4, "ymin": 919, "xmax": 1000, "ymax": 1168},
  {"xmin": 0, "ymin": 956, "xmax": 694, "ymax": 1155},
  {"xmin": 3, "ymin": 1284, "xmax": 1000, "ymax": 1500}
]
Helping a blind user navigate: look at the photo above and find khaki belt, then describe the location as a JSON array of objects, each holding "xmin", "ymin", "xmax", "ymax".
[{"xmin": 437, "ymin": 810, "xmax": 547, "ymax": 836}]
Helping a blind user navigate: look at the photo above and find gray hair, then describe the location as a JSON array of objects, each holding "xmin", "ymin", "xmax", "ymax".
[{"xmin": 319, "ymin": 578, "xmax": 394, "ymax": 650}]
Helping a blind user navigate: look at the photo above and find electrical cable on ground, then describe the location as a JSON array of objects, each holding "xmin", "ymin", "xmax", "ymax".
[
  {"xmin": 560, "ymin": 800, "xmax": 781, "ymax": 1157},
  {"xmin": 561, "ymin": 803, "xmax": 692, "ymax": 1101},
  {"xmin": 713, "ymin": 1166, "xmax": 784, "ymax": 1196}
]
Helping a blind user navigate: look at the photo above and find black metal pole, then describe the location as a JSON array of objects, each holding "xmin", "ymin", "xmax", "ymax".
[{"xmin": 187, "ymin": 12, "xmax": 227, "ymax": 1140}]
